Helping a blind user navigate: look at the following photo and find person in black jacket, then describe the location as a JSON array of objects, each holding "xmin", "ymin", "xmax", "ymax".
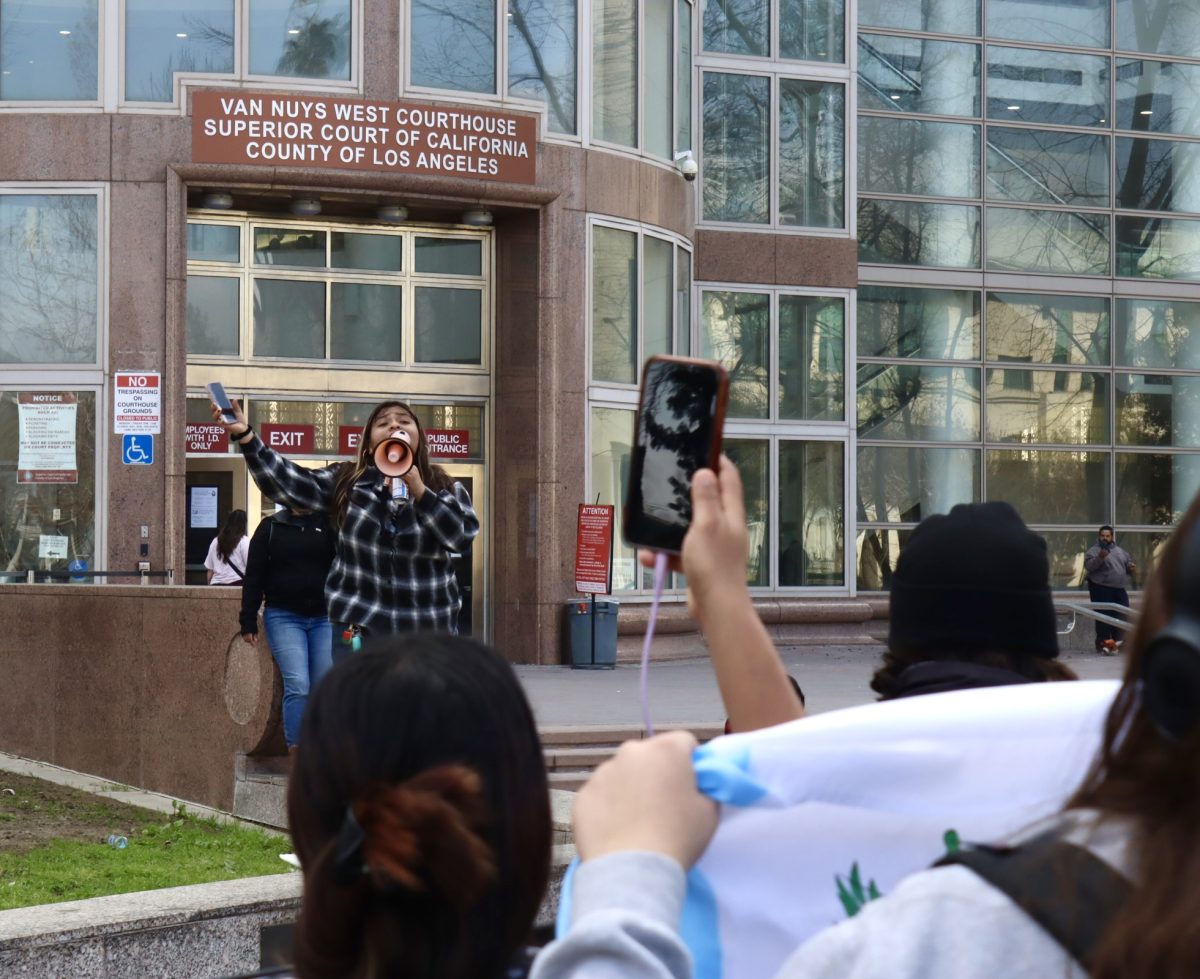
[{"xmin": 240, "ymin": 506, "xmax": 337, "ymax": 750}]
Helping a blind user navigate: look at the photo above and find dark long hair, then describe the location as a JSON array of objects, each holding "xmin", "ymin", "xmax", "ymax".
[
  {"xmin": 1068, "ymin": 495, "xmax": 1200, "ymax": 979},
  {"xmin": 286, "ymin": 635, "xmax": 552, "ymax": 979},
  {"xmin": 330, "ymin": 401, "xmax": 454, "ymax": 530},
  {"xmin": 216, "ymin": 509, "xmax": 247, "ymax": 562}
]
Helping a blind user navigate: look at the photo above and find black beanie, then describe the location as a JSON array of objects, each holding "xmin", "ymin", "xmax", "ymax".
[{"xmin": 887, "ymin": 501, "xmax": 1059, "ymax": 659}]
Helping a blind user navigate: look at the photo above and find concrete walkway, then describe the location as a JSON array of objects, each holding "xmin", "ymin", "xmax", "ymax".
[{"xmin": 515, "ymin": 644, "xmax": 1128, "ymax": 728}]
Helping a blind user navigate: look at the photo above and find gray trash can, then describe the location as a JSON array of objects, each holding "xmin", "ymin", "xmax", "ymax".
[{"xmin": 566, "ymin": 599, "xmax": 618, "ymax": 669}]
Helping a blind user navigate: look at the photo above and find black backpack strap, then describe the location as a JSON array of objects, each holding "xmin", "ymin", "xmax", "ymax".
[{"xmin": 934, "ymin": 831, "xmax": 1131, "ymax": 970}]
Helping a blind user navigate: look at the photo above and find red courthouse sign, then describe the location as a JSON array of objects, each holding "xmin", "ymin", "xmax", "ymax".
[
  {"xmin": 185, "ymin": 423, "xmax": 229, "ymax": 454},
  {"xmin": 192, "ymin": 91, "xmax": 537, "ymax": 184},
  {"xmin": 260, "ymin": 424, "xmax": 315, "ymax": 453},
  {"xmin": 426, "ymin": 428, "xmax": 470, "ymax": 458},
  {"xmin": 575, "ymin": 504, "xmax": 615, "ymax": 595},
  {"xmin": 338, "ymin": 425, "xmax": 363, "ymax": 457}
]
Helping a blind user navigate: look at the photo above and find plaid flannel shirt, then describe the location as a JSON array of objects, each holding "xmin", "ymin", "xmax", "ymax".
[{"xmin": 240, "ymin": 435, "xmax": 479, "ymax": 633}]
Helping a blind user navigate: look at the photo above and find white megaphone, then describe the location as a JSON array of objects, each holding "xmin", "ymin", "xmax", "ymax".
[{"xmin": 373, "ymin": 430, "xmax": 414, "ymax": 477}]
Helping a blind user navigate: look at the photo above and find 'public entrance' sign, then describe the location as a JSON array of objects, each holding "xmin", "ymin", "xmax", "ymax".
[
  {"xmin": 575, "ymin": 504, "xmax": 615, "ymax": 595},
  {"xmin": 426, "ymin": 428, "xmax": 471, "ymax": 458},
  {"xmin": 192, "ymin": 92, "xmax": 538, "ymax": 184}
]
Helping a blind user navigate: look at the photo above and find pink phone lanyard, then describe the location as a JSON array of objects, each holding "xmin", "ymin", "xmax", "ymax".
[{"xmin": 639, "ymin": 551, "xmax": 670, "ymax": 736}]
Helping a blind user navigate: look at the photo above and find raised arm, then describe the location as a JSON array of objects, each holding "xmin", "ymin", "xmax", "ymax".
[{"xmin": 677, "ymin": 458, "xmax": 805, "ymax": 732}]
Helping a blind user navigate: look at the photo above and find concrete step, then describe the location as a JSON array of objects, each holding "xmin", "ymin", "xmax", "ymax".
[
  {"xmin": 548, "ymin": 771, "xmax": 590, "ymax": 792},
  {"xmin": 543, "ymin": 746, "xmax": 617, "ymax": 772}
]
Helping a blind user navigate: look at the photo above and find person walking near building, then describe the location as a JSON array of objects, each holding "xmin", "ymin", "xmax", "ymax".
[
  {"xmin": 205, "ymin": 508, "xmax": 249, "ymax": 585},
  {"xmin": 240, "ymin": 505, "xmax": 336, "ymax": 751},
  {"xmin": 211, "ymin": 398, "xmax": 479, "ymax": 656},
  {"xmin": 1084, "ymin": 525, "xmax": 1136, "ymax": 652}
]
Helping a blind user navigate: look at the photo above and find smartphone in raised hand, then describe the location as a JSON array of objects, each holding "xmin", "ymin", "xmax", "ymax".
[
  {"xmin": 206, "ymin": 382, "xmax": 236, "ymax": 422},
  {"xmin": 623, "ymin": 356, "xmax": 729, "ymax": 554}
]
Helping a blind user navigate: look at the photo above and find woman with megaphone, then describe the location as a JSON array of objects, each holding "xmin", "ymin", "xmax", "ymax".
[{"xmin": 211, "ymin": 398, "xmax": 479, "ymax": 656}]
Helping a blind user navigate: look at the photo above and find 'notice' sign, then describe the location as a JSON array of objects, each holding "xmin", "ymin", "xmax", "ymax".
[
  {"xmin": 192, "ymin": 91, "xmax": 537, "ymax": 184},
  {"xmin": 575, "ymin": 505, "xmax": 615, "ymax": 595}
]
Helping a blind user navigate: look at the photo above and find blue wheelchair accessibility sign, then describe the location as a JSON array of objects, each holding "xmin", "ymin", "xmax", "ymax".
[{"xmin": 122, "ymin": 434, "xmax": 154, "ymax": 466}]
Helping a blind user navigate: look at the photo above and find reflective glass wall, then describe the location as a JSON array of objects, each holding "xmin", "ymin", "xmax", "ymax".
[{"xmin": 855, "ymin": 0, "xmax": 1200, "ymax": 589}]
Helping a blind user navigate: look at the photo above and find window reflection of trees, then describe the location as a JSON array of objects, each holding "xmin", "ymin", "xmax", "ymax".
[{"xmin": 0, "ymin": 196, "xmax": 97, "ymax": 365}]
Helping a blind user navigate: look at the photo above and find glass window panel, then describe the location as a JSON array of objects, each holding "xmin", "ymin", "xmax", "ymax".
[
  {"xmin": 703, "ymin": 0, "xmax": 768, "ymax": 56},
  {"xmin": 986, "ymin": 128, "xmax": 1108, "ymax": 207},
  {"xmin": 1115, "ymin": 60, "xmax": 1200, "ymax": 137},
  {"xmin": 701, "ymin": 291, "xmax": 769, "ymax": 419},
  {"xmin": 331, "ymin": 282, "xmax": 402, "ymax": 361},
  {"xmin": 779, "ymin": 79, "xmax": 844, "ymax": 229},
  {"xmin": 508, "ymin": 0, "xmax": 576, "ymax": 134},
  {"xmin": 1116, "ymin": 373, "xmax": 1200, "ymax": 447},
  {"xmin": 643, "ymin": 236, "xmax": 673, "ymax": 360},
  {"xmin": 414, "ymin": 287, "xmax": 482, "ymax": 364},
  {"xmin": 703, "ymin": 72, "xmax": 770, "ymax": 224},
  {"xmin": 187, "ymin": 223, "xmax": 240, "ymax": 263},
  {"xmin": 725, "ymin": 439, "xmax": 770, "ymax": 586},
  {"xmin": 1115, "ymin": 0, "xmax": 1200, "ymax": 58},
  {"xmin": 330, "ymin": 232, "xmax": 402, "ymax": 272},
  {"xmin": 0, "ymin": 0, "xmax": 98, "ymax": 101},
  {"xmin": 1116, "ymin": 215, "xmax": 1200, "ymax": 279},
  {"xmin": 676, "ymin": 0, "xmax": 691, "ymax": 152},
  {"xmin": 989, "ymin": 0, "xmax": 1109, "ymax": 47},
  {"xmin": 1117, "ymin": 452, "xmax": 1200, "ymax": 526},
  {"xmin": 986, "ymin": 208, "xmax": 1110, "ymax": 276},
  {"xmin": 253, "ymin": 278, "xmax": 325, "ymax": 358},
  {"xmin": 782, "ymin": 0, "xmax": 843, "ymax": 62},
  {"xmin": 858, "ymin": 0, "xmax": 977, "ymax": 34},
  {"xmin": 855, "ymin": 527, "xmax": 912, "ymax": 591},
  {"xmin": 253, "ymin": 227, "xmax": 326, "ymax": 267},
  {"xmin": 857, "ymin": 445, "xmax": 979, "ymax": 523},
  {"xmin": 124, "ymin": 0, "xmax": 234, "ymax": 102},
  {"xmin": 644, "ymin": 0, "xmax": 673, "ymax": 159},
  {"xmin": 1116, "ymin": 137, "xmax": 1200, "ymax": 213},
  {"xmin": 186, "ymin": 275, "xmax": 240, "ymax": 356},
  {"xmin": 1108, "ymin": 529, "xmax": 1172, "ymax": 581},
  {"xmin": 1038, "ymin": 530, "xmax": 1100, "ymax": 590},
  {"xmin": 986, "ymin": 48, "xmax": 1109, "ymax": 128},
  {"xmin": 856, "ymin": 364, "xmax": 981, "ymax": 440},
  {"xmin": 593, "ymin": 0, "xmax": 637, "ymax": 146},
  {"xmin": 857, "ymin": 199, "xmax": 981, "ymax": 268},
  {"xmin": 780, "ymin": 440, "xmax": 844, "ymax": 586},
  {"xmin": 1115, "ymin": 298, "xmax": 1200, "ymax": 369},
  {"xmin": 985, "ymin": 293, "xmax": 1109, "ymax": 366},
  {"xmin": 591, "ymin": 226, "xmax": 637, "ymax": 384},
  {"xmin": 591, "ymin": 405, "xmax": 637, "ymax": 590},
  {"xmin": 411, "ymin": 0, "xmax": 493, "ymax": 92},
  {"xmin": 779, "ymin": 294, "xmax": 844, "ymax": 421},
  {"xmin": 985, "ymin": 369, "xmax": 1109, "ymax": 444},
  {"xmin": 858, "ymin": 117, "xmax": 979, "ymax": 198},
  {"xmin": 0, "ymin": 195, "xmax": 98, "ymax": 364},
  {"xmin": 414, "ymin": 237, "xmax": 481, "ymax": 275},
  {"xmin": 985, "ymin": 449, "xmax": 1109, "ymax": 524},
  {"xmin": 675, "ymin": 248, "xmax": 691, "ymax": 356},
  {"xmin": 248, "ymin": 0, "xmax": 350, "ymax": 80},
  {"xmin": 0, "ymin": 391, "xmax": 97, "ymax": 576},
  {"xmin": 858, "ymin": 286, "xmax": 980, "ymax": 360},
  {"xmin": 857, "ymin": 35, "xmax": 979, "ymax": 117}
]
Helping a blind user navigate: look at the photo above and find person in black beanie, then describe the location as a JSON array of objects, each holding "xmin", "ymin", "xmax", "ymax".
[
  {"xmin": 240, "ymin": 506, "xmax": 337, "ymax": 751},
  {"xmin": 870, "ymin": 501, "xmax": 1078, "ymax": 699}
]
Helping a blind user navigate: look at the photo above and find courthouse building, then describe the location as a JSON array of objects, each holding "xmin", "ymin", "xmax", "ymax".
[{"xmin": 1, "ymin": 0, "xmax": 1198, "ymax": 661}]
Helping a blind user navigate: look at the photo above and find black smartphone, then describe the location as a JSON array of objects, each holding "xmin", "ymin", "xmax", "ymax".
[
  {"xmin": 206, "ymin": 382, "xmax": 236, "ymax": 421},
  {"xmin": 623, "ymin": 356, "xmax": 730, "ymax": 554}
]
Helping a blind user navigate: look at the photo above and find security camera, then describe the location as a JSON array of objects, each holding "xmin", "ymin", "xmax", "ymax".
[{"xmin": 674, "ymin": 150, "xmax": 698, "ymax": 182}]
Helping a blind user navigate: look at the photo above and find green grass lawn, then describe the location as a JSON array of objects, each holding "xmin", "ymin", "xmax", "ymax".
[{"xmin": 0, "ymin": 775, "xmax": 292, "ymax": 911}]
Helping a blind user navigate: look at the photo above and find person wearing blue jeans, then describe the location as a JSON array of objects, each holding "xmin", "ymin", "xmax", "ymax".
[{"xmin": 240, "ymin": 507, "xmax": 337, "ymax": 750}]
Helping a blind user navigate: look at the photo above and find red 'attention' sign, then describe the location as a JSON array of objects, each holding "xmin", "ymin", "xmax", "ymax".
[{"xmin": 575, "ymin": 505, "xmax": 615, "ymax": 595}]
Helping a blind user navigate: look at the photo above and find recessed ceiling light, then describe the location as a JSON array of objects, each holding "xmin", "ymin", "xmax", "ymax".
[
  {"xmin": 58, "ymin": 29, "xmax": 71, "ymax": 36},
  {"xmin": 287, "ymin": 28, "xmax": 301, "ymax": 34},
  {"xmin": 890, "ymin": 94, "xmax": 901, "ymax": 100},
  {"xmin": 1140, "ymin": 109, "xmax": 1153, "ymax": 115},
  {"xmin": 1007, "ymin": 105, "xmax": 1021, "ymax": 111},
  {"xmin": 176, "ymin": 32, "xmax": 188, "ymax": 38}
]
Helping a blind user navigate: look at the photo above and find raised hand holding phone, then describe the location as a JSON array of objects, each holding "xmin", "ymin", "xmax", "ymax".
[{"xmin": 623, "ymin": 356, "xmax": 729, "ymax": 554}]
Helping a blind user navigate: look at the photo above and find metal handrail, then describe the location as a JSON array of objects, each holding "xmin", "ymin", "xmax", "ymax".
[
  {"xmin": 1055, "ymin": 601, "xmax": 1135, "ymax": 636},
  {"xmin": 0, "ymin": 569, "xmax": 175, "ymax": 584}
]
